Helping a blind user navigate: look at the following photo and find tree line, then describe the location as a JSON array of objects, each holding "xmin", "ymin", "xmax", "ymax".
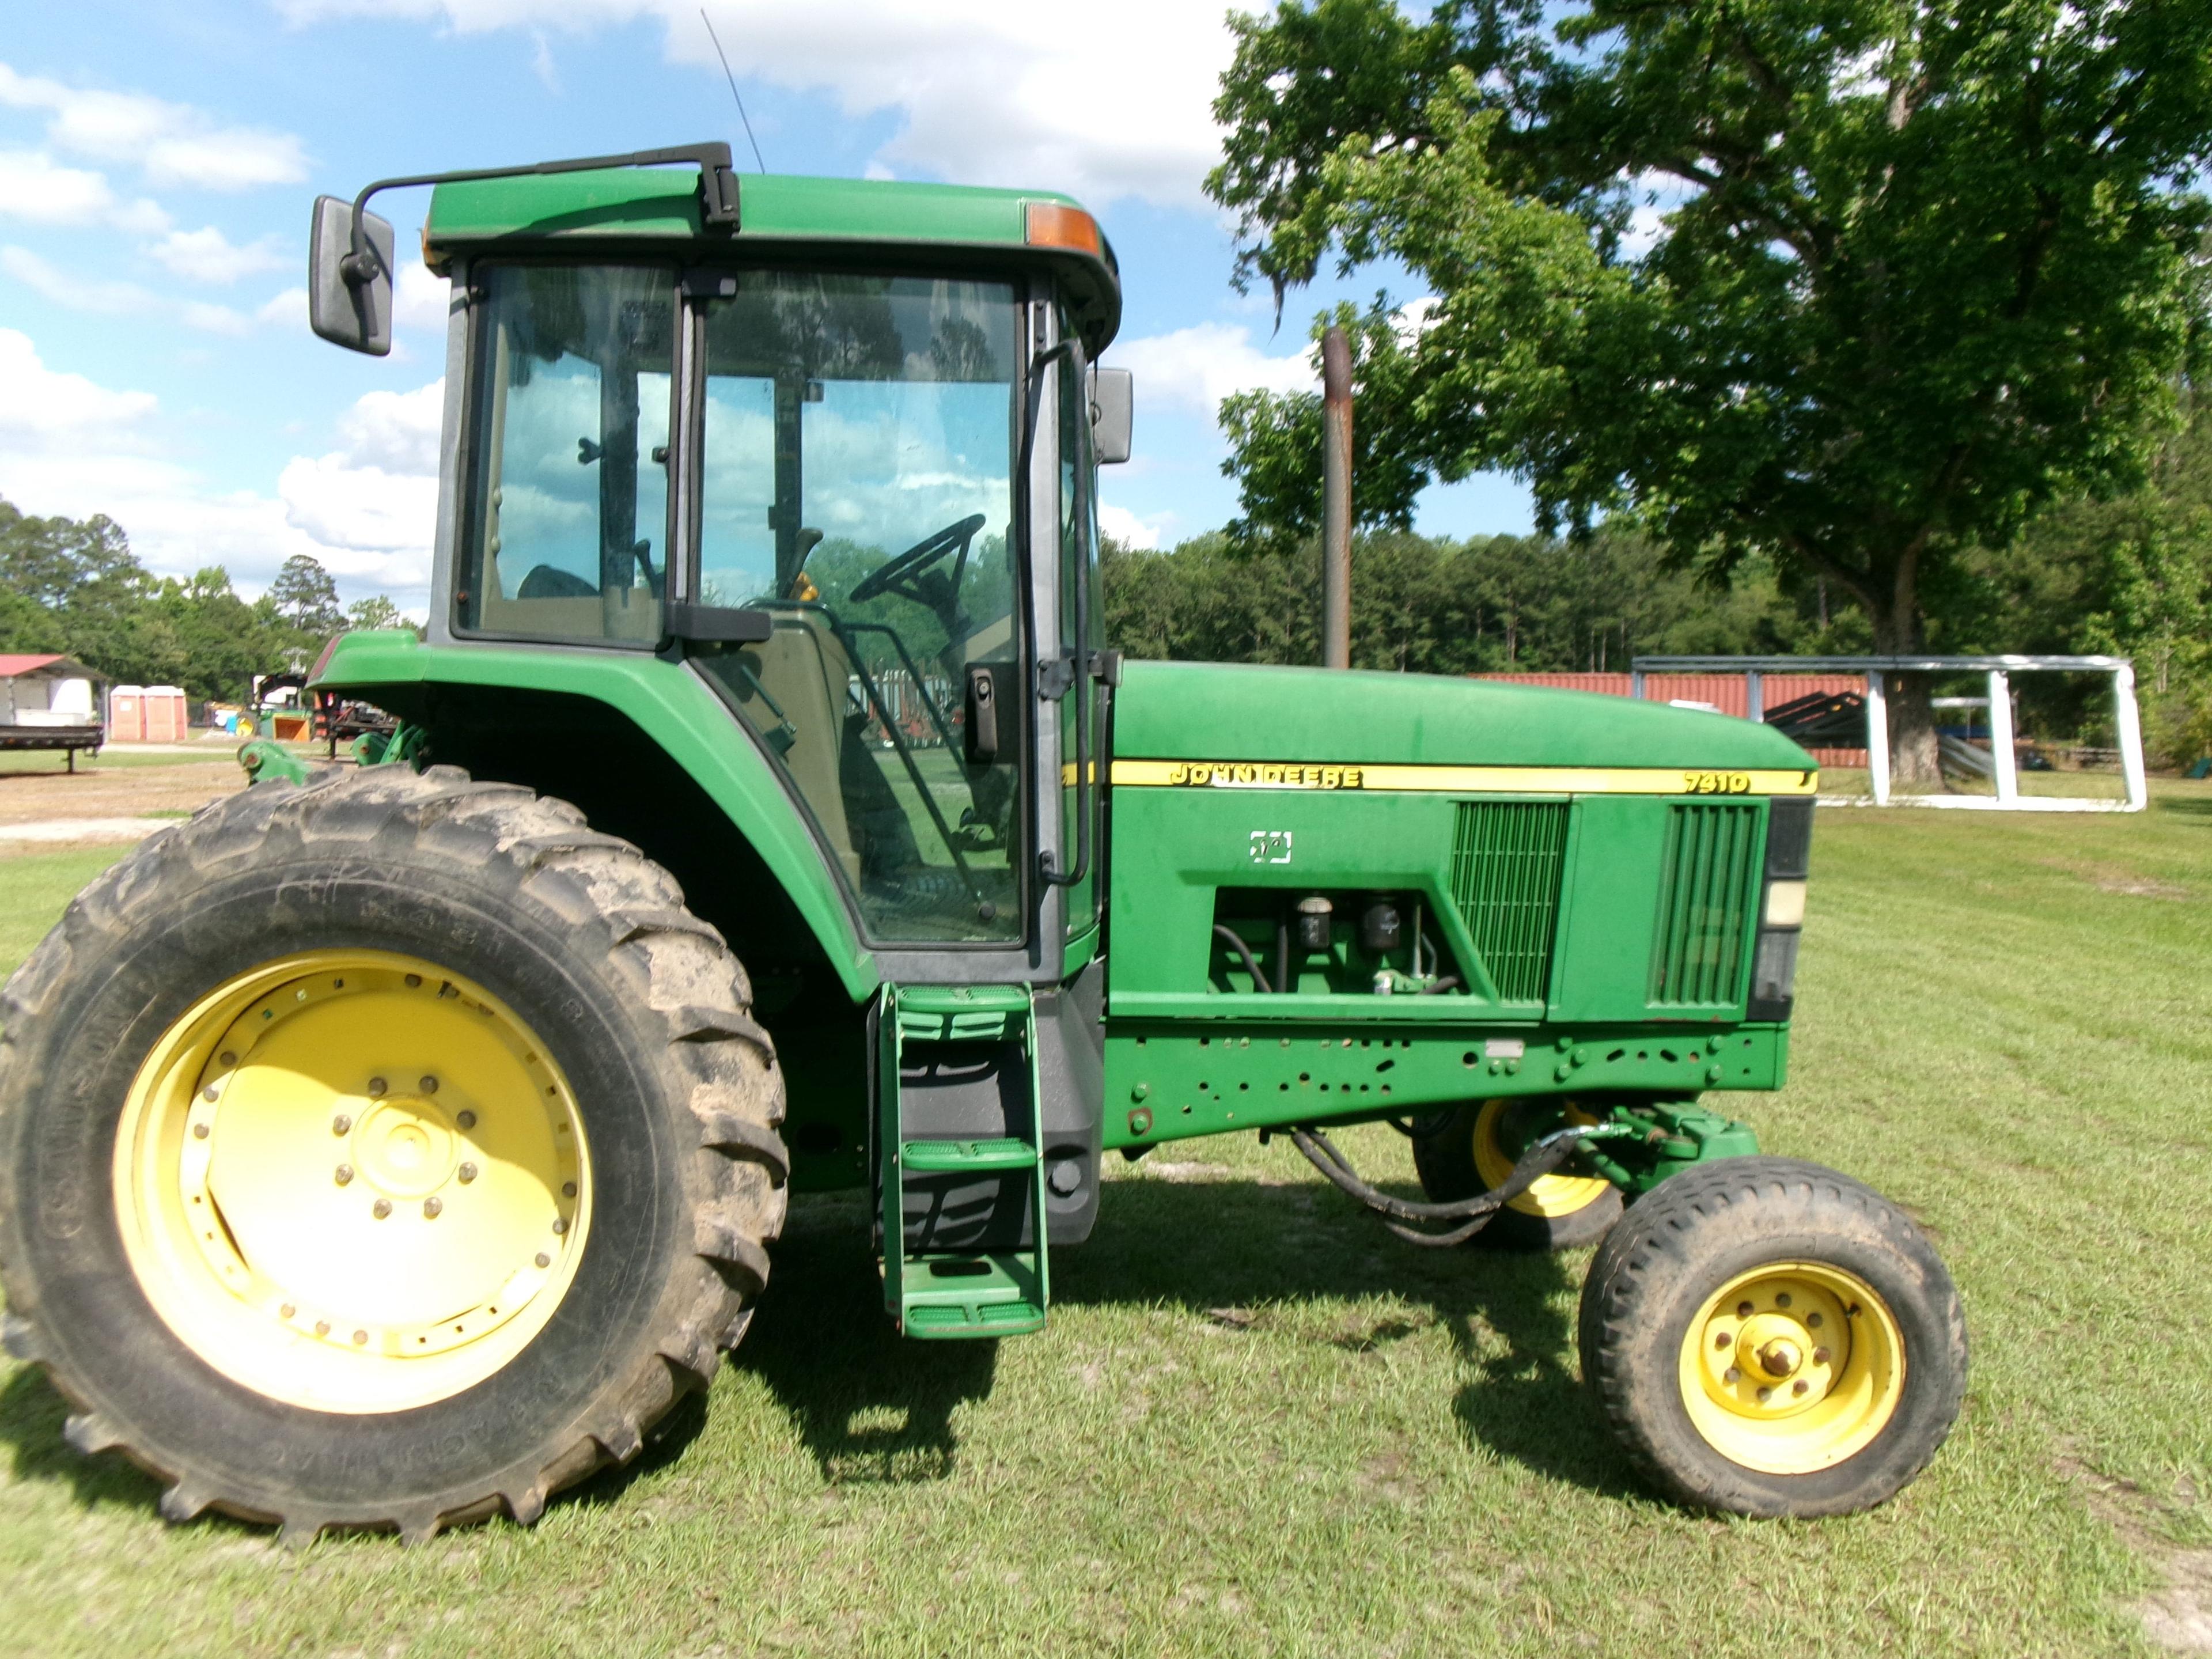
[
  {"xmin": 0, "ymin": 496, "xmax": 411, "ymax": 706},
  {"xmin": 1105, "ymin": 400, "xmax": 2212, "ymax": 766}
]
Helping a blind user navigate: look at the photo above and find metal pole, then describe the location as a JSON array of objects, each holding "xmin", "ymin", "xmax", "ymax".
[
  {"xmin": 1321, "ymin": 325, "xmax": 1353, "ymax": 671},
  {"xmin": 1986, "ymin": 670, "xmax": 2018, "ymax": 804},
  {"xmin": 1865, "ymin": 670, "xmax": 1891, "ymax": 806},
  {"xmin": 1745, "ymin": 669, "xmax": 1764, "ymax": 724},
  {"xmin": 2112, "ymin": 662, "xmax": 2149, "ymax": 812}
]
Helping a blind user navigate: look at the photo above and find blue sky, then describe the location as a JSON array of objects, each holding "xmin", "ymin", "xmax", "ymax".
[{"xmin": 0, "ymin": 0, "xmax": 1534, "ymax": 609}]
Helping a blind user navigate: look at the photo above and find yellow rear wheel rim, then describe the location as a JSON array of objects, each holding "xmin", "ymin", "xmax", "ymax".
[
  {"xmin": 1472, "ymin": 1099, "xmax": 1615, "ymax": 1218},
  {"xmin": 1677, "ymin": 1262, "xmax": 1905, "ymax": 1474},
  {"xmin": 114, "ymin": 950, "xmax": 592, "ymax": 1414}
]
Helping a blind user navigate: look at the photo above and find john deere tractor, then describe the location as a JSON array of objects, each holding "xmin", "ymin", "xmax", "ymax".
[{"xmin": 0, "ymin": 143, "xmax": 1964, "ymax": 1543}]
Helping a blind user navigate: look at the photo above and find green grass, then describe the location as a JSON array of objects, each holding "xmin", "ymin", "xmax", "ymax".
[
  {"xmin": 1, "ymin": 787, "xmax": 2208, "ymax": 1656},
  {"xmin": 0, "ymin": 747, "xmax": 236, "ymax": 774}
]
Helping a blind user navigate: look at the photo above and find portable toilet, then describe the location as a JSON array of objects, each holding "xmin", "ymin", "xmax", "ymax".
[
  {"xmin": 109, "ymin": 686, "xmax": 145, "ymax": 743},
  {"xmin": 143, "ymin": 686, "xmax": 188, "ymax": 742}
]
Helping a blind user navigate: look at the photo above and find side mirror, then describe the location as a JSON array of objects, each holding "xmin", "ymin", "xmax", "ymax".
[
  {"xmin": 309, "ymin": 195, "xmax": 395, "ymax": 357},
  {"xmin": 1089, "ymin": 365, "xmax": 1132, "ymax": 465}
]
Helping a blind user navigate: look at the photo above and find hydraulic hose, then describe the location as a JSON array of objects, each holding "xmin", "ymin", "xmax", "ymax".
[
  {"xmin": 1289, "ymin": 1120, "xmax": 1641, "ymax": 1247},
  {"xmin": 1212, "ymin": 924, "xmax": 1272, "ymax": 995}
]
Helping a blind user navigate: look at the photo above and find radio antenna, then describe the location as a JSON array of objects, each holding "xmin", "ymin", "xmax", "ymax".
[{"xmin": 700, "ymin": 9, "xmax": 766, "ymax": 173}]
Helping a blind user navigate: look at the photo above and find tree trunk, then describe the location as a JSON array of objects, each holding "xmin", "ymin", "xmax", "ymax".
[{"xmin": 1868, "ymin": 589, "xmax": 1941, "ymax": 786}]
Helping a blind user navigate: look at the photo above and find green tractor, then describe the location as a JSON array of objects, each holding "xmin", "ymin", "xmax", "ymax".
[{"xmin": 0, "ymin": 144, "xmax": 1964, "ymax": 1543}]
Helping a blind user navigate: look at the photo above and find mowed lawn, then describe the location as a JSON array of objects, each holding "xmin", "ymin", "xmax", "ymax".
[{"xmin": 1, "ymin": 785, "xmax": 2208, "ymax": 1658}]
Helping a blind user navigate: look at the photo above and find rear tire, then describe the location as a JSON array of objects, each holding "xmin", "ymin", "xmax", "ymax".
[
  {"xmin": 1411, "ymin": 1099, "xmax": 1623, "ymax": 1249},
  {"xmin": 1577, "ymin": 1156, "xmax": 1965, "ymax": 1517},
  {"xmin": 0, "ymin": 764, "xmax": 787, "ymax": 1543}
]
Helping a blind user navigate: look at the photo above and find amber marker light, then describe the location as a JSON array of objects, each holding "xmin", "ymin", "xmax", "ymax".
[{"xmin": 1025, "ymin": 202, "xmax": 1103, "ymax": 256}]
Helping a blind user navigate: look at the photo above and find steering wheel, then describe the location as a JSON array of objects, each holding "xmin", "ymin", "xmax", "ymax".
[{"xmin": 849, "ymin": 513, "xmax": 988, "ymax": 607}]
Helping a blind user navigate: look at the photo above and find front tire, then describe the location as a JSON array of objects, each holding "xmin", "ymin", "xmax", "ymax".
[
  {"xmin": 0, "ymin": 764, "xmax": 787, "ymax": 1542},
  {"xmin": 1577, "ymin": 1156, "xmax": 1965, "ymax": 1517}
]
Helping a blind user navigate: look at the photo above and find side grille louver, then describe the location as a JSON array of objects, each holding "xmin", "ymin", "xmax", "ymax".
[
  {"xmin": 1449, "ymin": 801, "xmax": 1571, "ymax": 1004},
  {"xmin": 1649, "ymin": 802, "xmax": 1762, "ymax": 1008}
]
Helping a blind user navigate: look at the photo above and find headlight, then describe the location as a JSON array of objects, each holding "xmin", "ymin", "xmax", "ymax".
[{"xmin": 1747, "ymin": 801, "xmax": 1812, "ymax": 1021}]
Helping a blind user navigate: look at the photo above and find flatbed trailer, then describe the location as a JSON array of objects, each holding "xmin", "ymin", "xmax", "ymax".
[{"xmin": 0, "ymin": 723, "xmax": 104, "ymax": 770}]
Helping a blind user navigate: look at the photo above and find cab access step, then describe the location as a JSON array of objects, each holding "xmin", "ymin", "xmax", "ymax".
[{"xmin": 878, "ymin": 984, "xmax": 1049, "ymax": 1338}]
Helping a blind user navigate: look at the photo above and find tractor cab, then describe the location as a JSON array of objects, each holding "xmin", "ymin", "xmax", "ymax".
[{"xmin": 310, "ymin": 145, "xmax": 1127, "ymax": 982}]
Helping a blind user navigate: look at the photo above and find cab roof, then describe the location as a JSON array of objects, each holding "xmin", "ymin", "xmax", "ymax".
[{"xmin": 423, "ymin": 167, "xmax": 1122, "ymax": 351}]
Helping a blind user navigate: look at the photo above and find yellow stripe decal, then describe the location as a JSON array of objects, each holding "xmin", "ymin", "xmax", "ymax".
[{"xmin": 1108, "ymin": 759, "xmax": 1818, "ymax": 797}]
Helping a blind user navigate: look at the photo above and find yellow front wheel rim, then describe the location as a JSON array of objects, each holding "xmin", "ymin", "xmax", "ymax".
[
  {"xmin": 1472, "ymin": 1099, "xmax": 1615, "ymax": 1218},
  {"xmin": 114, "ymin": 950, "xmax": 592, "ymax": 1414},
  {"xmin": 1677, "ymin": 1263, "xmax": 1905, "ymax": 1474}
]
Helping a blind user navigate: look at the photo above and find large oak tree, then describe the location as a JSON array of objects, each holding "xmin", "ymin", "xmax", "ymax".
[{"xmin": 1211, "ymin": 0, "xmax": 2212, "ymax": 777}]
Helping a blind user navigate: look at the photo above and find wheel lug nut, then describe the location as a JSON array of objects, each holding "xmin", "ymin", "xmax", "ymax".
[
  {"xmin": 280, "ymin": 1303, "xmax": 296, "ymax": 1319},
  {"xmin": 551, "ymin": 1218, "xmax": 568, "ymax": 1236},
  {"xmin": 219, "ymin": 1051, "xmax": 237, "ymax": 1067},
  {"xmin": 352, "ymin": 1330, "xmax": 368, "ymax": 1346},
  {"xmin": 202, "ymin": 1086, "xmax": 218, "ymax": 1103},
  {"xmin": 315, "ymin": 1320, "xmax": 330, "ymax": 1336},
  {"xmin": 1723, "ymin": 1366, "xmax": 1741, "ymax": 1384},
  {"xmin": 1736, "ymin": 1301, "xmax": 1753, "ymax": 1318},
  {"xmin": 367, "ymin": 1078, "xmax": 387, "ymax": 1098},
  {"xmin": 423, "ymin": 1197, "xmax": 442, "ymax": 1219},
  {"xmin": 562, "ymin": 1181, "xmax": 577, "ymax": 1198},
  {"xmin": 1714, "ymin": 1331, "xmax": 1732, "ymax": 1350},
  {"xmin": 1793, "ymin": 1380, "xmax": 1810, "ymax": 1396},
  {"xmin": 332, "ymin": 1113, "xmax": 352, "ymax": 1135},
  {"xmin": 458, "ymin": 1162, "xmax": 478, "ymax": 1184},
  {"xmin": 192, "ymin": 1123, "xmax": 210, "ymax": 1140},
  {"xmin": 1756, "ymin": 1386, "xmax": 1772, "ymax": 1402},
  {"xmin": 456, "ymin": 1110, "xmax": 477, "ymax": 1130},
  {"xmin": 335, "ymin": 1164, "xmax": 354, "ymax": 1185},
  {"xmin": 1807, "ymin": 1312, "xmax": 1823, "ymax": 1328},
  {"xmin": 1813, "ymin": 1347, "xmax": 1831, "ymax": 1366},
  {"xmin": 419, "ymin": 1075, "xmax": 438, "ymax": 1094},
  {"xmin": 534, "ymin": 1252, "xmax": 551, "ymax": 1268},
  {"xmin": 372, "ymin": 1198, "xmax": 391, "ymax": 1219},
  {"xmin": 1775, "ymin": 1293, "xmax": 1792, "ymax": 1309}
]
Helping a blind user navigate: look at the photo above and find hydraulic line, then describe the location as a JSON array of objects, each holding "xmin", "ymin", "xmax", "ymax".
[
  {"xmin": 1289, "ymin": 1119, "xmax": 1642, "ymax": 1247},
  {"xmin": 1213, "ymin": 924, "xmax": 1273, "ymax": 994}
]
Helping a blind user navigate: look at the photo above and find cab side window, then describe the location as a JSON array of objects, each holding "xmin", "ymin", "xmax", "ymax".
[{"xmin": 457, "ymin": 265, "xmax": 675, "ymax": 644}]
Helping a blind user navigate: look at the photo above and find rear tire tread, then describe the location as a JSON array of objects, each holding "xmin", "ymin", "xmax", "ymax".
[{"xmin": 0, "ymin": 763, "xmax": 788, "ymax": 1545}]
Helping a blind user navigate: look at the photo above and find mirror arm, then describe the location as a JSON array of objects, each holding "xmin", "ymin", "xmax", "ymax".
[{"xmin": 339, "ymin": 141, "xmax": 742, "ymax": 290}]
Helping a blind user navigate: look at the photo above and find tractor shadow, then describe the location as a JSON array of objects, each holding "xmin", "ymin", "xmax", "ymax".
[
  {"xmin": 731, "ymin": 1190, "xmax": 998, "ymax": 1486},
  {"xmin": 1051, "ymin": 1172, "xmax": 1640, "ymax": 1501},
  {"xmin": 736, "ymin": 1169, "xmax": 1638, "ymax": 1502}
]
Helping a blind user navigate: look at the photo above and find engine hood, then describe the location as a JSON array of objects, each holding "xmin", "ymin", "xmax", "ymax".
[{"xmin": 1112, "ymin": 661, "xmax": 1816, "ymax": 777}]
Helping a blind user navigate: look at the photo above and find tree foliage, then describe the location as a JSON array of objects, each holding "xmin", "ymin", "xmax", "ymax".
[
  {"xmin": 0, "ymin": 497, "xmax": 412, "ymax": 706},
  {"xmin": 1210, "ymin": 0, "xmax": 2212, "ymax": 774}
]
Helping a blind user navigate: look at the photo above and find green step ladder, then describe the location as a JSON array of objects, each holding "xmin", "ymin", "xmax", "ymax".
[{"xmin": 880, "ymin": 984, "xmax": 1048, "ymax": 1339}]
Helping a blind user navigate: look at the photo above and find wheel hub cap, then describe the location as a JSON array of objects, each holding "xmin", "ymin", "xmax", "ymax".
[
  {"xmin": 1678, "ymin": 1263, "xmax": 1906, "ymax": 1474},
  {"xmin": 117, "ymin": 951, "xmax": 593, "ymax": 1414}
]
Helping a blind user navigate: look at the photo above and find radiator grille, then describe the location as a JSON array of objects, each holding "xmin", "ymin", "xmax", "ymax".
[
  {"xmin": 1649, "ymin": 803, "xmax": 1762, "ymax": 1007},
  {"xmin": 1449, "ymin": 801, "xmax": 1571, "ymax": 1003}
]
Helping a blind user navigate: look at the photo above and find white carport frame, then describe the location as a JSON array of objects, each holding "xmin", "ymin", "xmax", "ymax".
[{"xmin": 1630, "ymin": 655, "xmax": 2147, "ymax": 814}]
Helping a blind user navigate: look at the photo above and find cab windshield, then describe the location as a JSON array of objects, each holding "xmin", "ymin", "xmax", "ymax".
[{"xmin": 694, "ymin": 272, "xmax": 1024, "ymax": 945}]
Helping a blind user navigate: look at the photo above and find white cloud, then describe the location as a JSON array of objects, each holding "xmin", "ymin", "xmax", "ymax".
[
  {"xmin": 257, "ymin": 287, "xmax": 308, "ymax": 327},
  {"xmin": 179, "ymin": 300, "xmax": 253, "ymax": 337},
  {"xmin": 0, "ymin": 327, "xmax": 158, "ymax": 438},
  {"xmin": 0, "ymin": 329, "xmax": 440, "ymax": 598},
  {"xmin": 3, "ymin": 245, "xmax": 309, "ymax": 340},
  {"xmin": 1097, "ymin": 502, "xmax": 1166, "ymax": 550},
  {"xmin": 0, "ymin": 147, "xmax": 169, "ymax": 233},
  {"xmin": 1109, "ymin": 323, "xmax": 1316, "ymax": 418},
  {"xmin": 395, "ymin": 262, "xmax": 453, "ymax": 334},
  {"xmin": 270, "ymin": 1, "xmax": 1253, "ymax": 206},
  {"xmin": 0, "ymin": 244, "xmax": 154, "ymax": 314},
  {"xmin": 0, "ymin": 62, "xmax": 308, "ymax": 191},
  {"xmin": 149, "ymin": 225, "xmax": 285, "ymax": 283}
]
